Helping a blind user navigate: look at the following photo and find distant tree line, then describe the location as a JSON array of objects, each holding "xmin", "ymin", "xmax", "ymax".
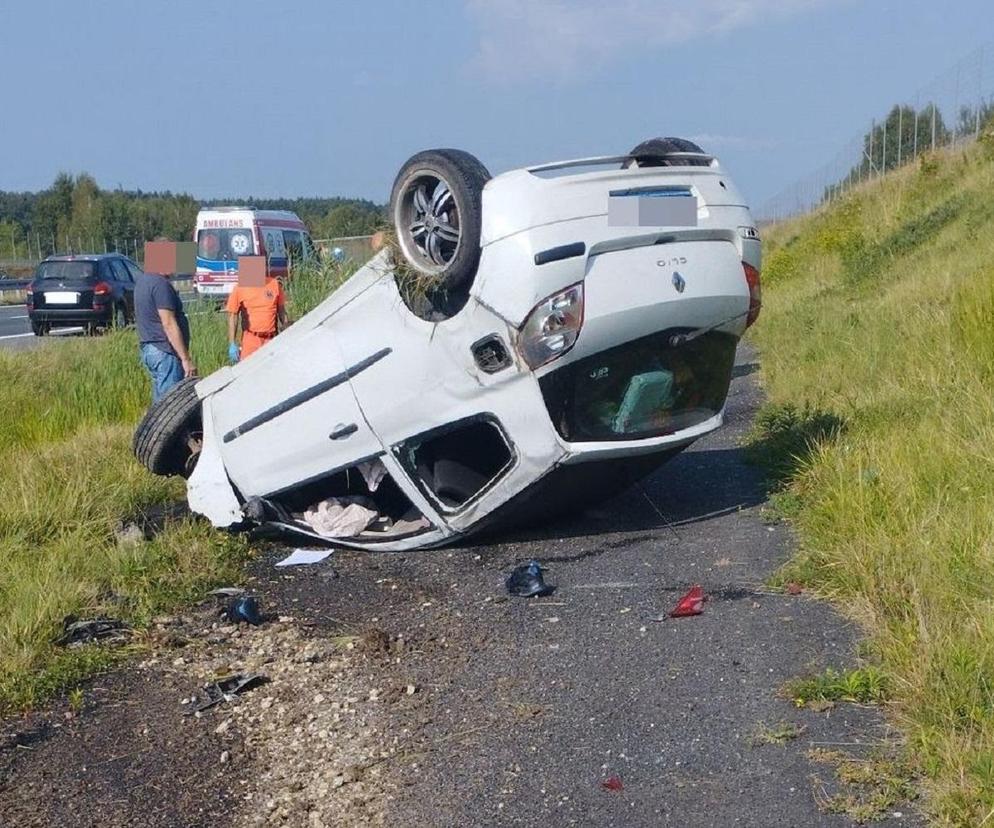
[
  {"xmin": 0, "ymin": 173, "xmax": 386, "ymax": 260},
  {"xmin": 826, "ymin": 100, "xmax": 994, "ymax": 200}
]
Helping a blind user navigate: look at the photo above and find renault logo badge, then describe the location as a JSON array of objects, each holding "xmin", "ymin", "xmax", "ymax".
[{"xmin": 672, "ymin": 271, "xmax": 686, "ymax": 293}]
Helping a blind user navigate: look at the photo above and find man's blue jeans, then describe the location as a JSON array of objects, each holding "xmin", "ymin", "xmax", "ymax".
[{"xmin": 140, "ymin": 343, "xmax": 184, "ymax": 402}]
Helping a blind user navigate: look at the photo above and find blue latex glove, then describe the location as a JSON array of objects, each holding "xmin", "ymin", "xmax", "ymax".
[{"xmin": 228, "ymin": 342, "xmax": 240, "ymax": 364}]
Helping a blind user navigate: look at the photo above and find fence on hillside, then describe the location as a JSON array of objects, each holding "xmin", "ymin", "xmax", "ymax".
[{"xmin": 758, "ymin": 42, "xmax": 994, "ymax": 223}]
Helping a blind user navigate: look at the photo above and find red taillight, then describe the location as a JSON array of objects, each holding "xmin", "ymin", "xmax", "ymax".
[
  {"xmin": 94, "ymin": 281, "xmax": 112, "ymax": 297},
  {"xmin": 743, "ymin": 262, "xmax": 761, "ymax": 327}
]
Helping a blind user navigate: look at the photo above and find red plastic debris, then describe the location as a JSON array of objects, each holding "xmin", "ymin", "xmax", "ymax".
[
  {"xmin": 601, "ymin": 775, "xmax": 624, "ymax": 792},
  {"xmin": 786, "ymin": 582, "xmax": 804, "ymax": 595},
  {"xmin": 669, "ymin": 585, "xmax": 705, "ymax": 618}
]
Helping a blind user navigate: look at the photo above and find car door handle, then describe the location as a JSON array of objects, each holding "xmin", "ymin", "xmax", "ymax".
[{"xmin": 329, "ymin": 423, "xmax": 358, "ymax": 440}]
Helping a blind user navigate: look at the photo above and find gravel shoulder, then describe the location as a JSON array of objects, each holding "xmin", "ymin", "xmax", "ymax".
[{"xmin": 0, "ymin": 345, "xmax": 921, "ymax": 827}]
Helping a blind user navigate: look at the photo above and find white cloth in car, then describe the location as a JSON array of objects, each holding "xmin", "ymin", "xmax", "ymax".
[
  {"xmin": 357, "ymin": 458, "xmax": 388, "ymax": 493},
  {"xmin": 301, "ymin": 497, "xmax": 379, "ymax": 538}
]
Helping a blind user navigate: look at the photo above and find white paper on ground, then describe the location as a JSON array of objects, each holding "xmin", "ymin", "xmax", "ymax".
[{"xmin": 275, "ymin": 548, "xmax": 334, "ymax": 567}]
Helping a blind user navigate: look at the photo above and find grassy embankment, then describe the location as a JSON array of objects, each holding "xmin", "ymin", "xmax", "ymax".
[
  {"xmin": 0, "ymin": 258, "xmax": 355, "ymax": 711},
  {"xmin": 750, "ymin": 133, "xmax": 994, "ymax": 823}
]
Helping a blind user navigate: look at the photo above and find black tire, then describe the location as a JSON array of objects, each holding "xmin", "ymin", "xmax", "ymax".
[
  {"xmin": 390, "ymin": 149, "xmax": 490, "ymax": 292},
  {"xmin": 133, "ymin": 377, "xmax": 204, "ymax": 477},
  {"xmin": 626, "ymin": 137, "xmax": 710, "ymax": 167},
  {"xmin": 30, "ymin": 320, "xmax": 49, "ymax": 336},
  {"xmin": 112, "ymin": 303, "xmax": 128, "ymax": 330}
]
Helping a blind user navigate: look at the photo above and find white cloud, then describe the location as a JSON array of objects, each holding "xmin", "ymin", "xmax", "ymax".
[{"xmin": 466, "ymin": 0, "xmax": 837, "ymax": 82}]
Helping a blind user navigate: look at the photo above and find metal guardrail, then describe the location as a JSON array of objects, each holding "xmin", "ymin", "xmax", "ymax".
[
  {"xmin": 0, "ymin": 276, "xmax": 190, "ymax": 297},
  {"xmin": 0, "ymin": 279, "xmax": 30, "ymax": 291}
]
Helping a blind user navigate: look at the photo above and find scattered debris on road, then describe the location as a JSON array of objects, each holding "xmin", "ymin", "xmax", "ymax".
[
  {"xmin": 669, "ymin": 584, "xmax": 706, "ymax": 618},
  {"xmin": 223, "ymin": 596, "xmax": 264, "ymax": 626},
  {"xmin": 55, "ymin": 616, "xmax": 130, "ymax": 647},
  {"xmin": 209, "ymin": 587, "xmax": 246, "ymax": 598},
  {"xmin": 275, "ymin": 548, "xmax": 334, "ymax": 568},
  {"xmin": 601, "ymin": 775, "xmax": 624, "ymax": 792},
  {"xmin": 186, "ymin": 673, "xmax": 270, "ymax": 715},
  {"xmin": 505, "ymin": 560, "xmax": 555, "ymax": 598}
]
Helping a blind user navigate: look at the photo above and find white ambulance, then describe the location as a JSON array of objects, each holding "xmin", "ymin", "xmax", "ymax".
[{"xmin": 193, "ymin": 207, "xmax": 315, "ymax": 297}]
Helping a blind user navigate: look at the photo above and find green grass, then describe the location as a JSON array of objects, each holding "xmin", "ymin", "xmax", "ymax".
[
  {"xmin": 749, "ymin": 720, "xmax": 806, "ymax": 746},
  {"xmin": 810, "ymin": 748, "xmax": 918, "ymax": 824},
  {"xmin": 786, "ymin": 667, "xmax": 890, "ymax": 707},
  {"xmin": 0, "ymin": 260, "xmax": 355, "ymax": 712},
  {"xmin": 750, "ymin": 138, "xmax": 994, "ymax": 824}
]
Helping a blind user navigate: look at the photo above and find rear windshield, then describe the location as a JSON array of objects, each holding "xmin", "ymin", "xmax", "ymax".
[
  {"xmin": 35, "ymin": 261, "xmax": 96, "ymax": 281},
  {"xmin": 197, "ymin": 228, "xmax": 255, "ymax": 261}
]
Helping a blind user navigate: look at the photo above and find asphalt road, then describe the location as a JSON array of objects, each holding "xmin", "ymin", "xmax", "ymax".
[
  {"xmin": 0, "ymin": 303, "xmax": 49, "ymax": 350},
  {"xmin": 258, "ymin": 343, "xmax": 921, "ymax": 827}
]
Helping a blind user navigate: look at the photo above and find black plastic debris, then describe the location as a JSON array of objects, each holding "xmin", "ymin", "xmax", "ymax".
[
  {"xmin": 56, "ymin": 617, "xmax": 130, "ymax": 647},
  {"xmin": 505, "ymin": 560, "xmax": 555, "ymax": 598},
  {"xmin": 186, "ymin": 673, "xmax": 269, "ymax": 715},
  {"xmin": 209, "ymin": 587, "xmax": 246, "ymax": 598},
  {"xmin": 223, "ymin": 596, "xmax": 264, "ymax": 625}
]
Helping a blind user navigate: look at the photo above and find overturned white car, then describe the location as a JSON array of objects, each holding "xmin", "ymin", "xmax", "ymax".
[{"xmin": 134, "ymin": 138, "xmax": 761, "ymax": 551}]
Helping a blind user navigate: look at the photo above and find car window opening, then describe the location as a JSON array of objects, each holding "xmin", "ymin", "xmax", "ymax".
[
  {"xmin": 539, "ymin": 329, "xmax": 738, "ymax": 442},
  {"xmin": 398, "ymin": 419, "xmax": 514, "ymax": 510},
  {"xmin": 270, "ymin": 459, "xmax": 431, "ymax": 542}
]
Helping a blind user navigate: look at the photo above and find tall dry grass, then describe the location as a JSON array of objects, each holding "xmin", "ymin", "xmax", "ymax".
[{"xmin": 750, "ymin": 135, "xmax": 994, "ymax": 824}]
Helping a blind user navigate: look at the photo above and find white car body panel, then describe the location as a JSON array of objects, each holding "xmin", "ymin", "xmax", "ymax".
[{"xmin": 187, "ymin": 403, "xmax": 244, "ymax": 527}]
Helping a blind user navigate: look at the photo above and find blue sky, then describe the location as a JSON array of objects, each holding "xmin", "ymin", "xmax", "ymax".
[{"xmin": 0, "ymin": 1, "xmax": 989, "ymax": 206}]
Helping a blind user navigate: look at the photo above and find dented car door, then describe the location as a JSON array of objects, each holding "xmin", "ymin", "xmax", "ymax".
[{"xmin": 207, "ymin": 323, "xmax": 387, "ymax": 498}]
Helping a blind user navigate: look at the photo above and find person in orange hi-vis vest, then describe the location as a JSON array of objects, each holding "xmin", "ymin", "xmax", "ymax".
[{"xmin": 226, "ymin": 256, "xmax": 289, "ymax": 362}]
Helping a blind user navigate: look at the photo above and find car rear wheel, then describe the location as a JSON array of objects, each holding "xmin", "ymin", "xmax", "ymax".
[
  {"xmin": 30, "ymin": 320, "xmax": 49, "ymax": 336},
  {"xmin": 112, "ymin": 303, "xmax": 128, "ymax": 330},
  {"xmin": 133, "ymin": 377, "xmax": 204, "ymax": 478},
  {"xmin": 390, "ymin": 149, "xmax": 490, "ymax": 293},
  {"xmin": 626, "ymin": 137, "xmax": 710, "ymax": 167}
]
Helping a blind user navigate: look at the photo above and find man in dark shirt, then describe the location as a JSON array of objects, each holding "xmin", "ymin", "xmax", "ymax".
[{"xmin": 136, "ymin": 242, "xmax": 196, "ymax": 401}]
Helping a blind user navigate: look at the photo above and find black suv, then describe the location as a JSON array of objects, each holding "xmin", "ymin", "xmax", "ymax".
[{"xmin": 27, "ymin": 254, "xmax": 142, "ymax": 336}]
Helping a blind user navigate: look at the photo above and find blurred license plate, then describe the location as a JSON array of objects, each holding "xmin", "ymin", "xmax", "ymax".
[
  {"xmin": 45, "ymin": 291, "xmax": 79, "ymax": 304},
  {"xmin": 608, "ymin": 194, "xmax": 698, "ymax": 227},
  {"xmin": 198, "ymin": 284, "xmax": 229, "ymax": 294}
]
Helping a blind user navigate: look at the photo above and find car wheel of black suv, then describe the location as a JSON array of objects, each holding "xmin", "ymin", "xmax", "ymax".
[
  {"xmin": 133, "ymin": 377, "xmax": 204, "ymax": 478},
  {"xmin": 30, "ymin": 320, "xmax": 49, "ymax": 336},
  {"xmin": 112, "ymin": 303, "xmax": 128, "ymax": 330}
]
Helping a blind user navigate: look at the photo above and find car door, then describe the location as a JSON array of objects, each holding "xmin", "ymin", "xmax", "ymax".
[
  {"xmin": 207, "ymin": 320, "xmax": 386, "ymax": 499},
  {"xmin": 109, "ymin": 258, "xmax": 134, "ymax": 314}
]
